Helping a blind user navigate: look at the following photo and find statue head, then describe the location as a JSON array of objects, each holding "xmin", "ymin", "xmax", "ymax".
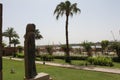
[{"xmin": 26, "ymin": 24, "xmax": 35, "ymax": 33}]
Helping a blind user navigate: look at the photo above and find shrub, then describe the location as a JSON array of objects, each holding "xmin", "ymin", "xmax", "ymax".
[
  {"xmin": 16, "ymin": 53, "xmax": 24, "ymax": 58},
  {"xmin": 53, "ymin": 55, "xmax": 88, "ymax": 60},
  {"xmin": 87, "ymin": 56, "xmax": 113, "ymax": 66},
  {"xmin": 112, "ymin": 57, "xmax": 120, "ymax": 62},
  {"xmin": 40, "ymin": 54, "xmax": 54, "ymax": 61},
  {"xmin": 17, "ymin": 46, "xmax": 23, "ymax": 53}
]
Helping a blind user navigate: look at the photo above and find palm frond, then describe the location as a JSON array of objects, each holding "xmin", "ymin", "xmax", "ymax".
[
  {"xmin": 54, "ymin": 2, "xmax": 66, "ymax": 20},
  {"xmin": 70, "ymin": 12, "xmax": 73, "ymax": 17},
  {"xmin": 35, "ymin": 29, "xmax": 43, "ymax": 40},
  {"xmin": 70, "ymin": 3, "xmax": 81, "ymax": 14},
  {"xmin": 3, "ymin": 27, "xmax": 19, "ymax": 38},
  {"xmin": 54, "ymin": 0, "xmax": 81, "ymax": 19},
  {"xmin": 10, "ymin": 38, "xmax": 20, "ymax": 45}
]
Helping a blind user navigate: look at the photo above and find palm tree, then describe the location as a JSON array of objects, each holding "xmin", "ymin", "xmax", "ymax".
[
  {"xmin": 45, "ymin": 45, "xmax": 53, "ymax": 55},
  {"xmin": 10, "ymin": 38, "xmax": 20, "ymax": 57},
  {"xmin": 35, "ymin": 29, "xmax": 43, "ymax": 40},
  {"xmin": 54, "ymin": 0, "xmax": 81, "ymax": 63},
  {"xmin": 11, "ymin": 38, "xmax": 20, "ymax": 48},
  {"xmin": 3, "ymin": 27, "xmax": 19, "ymax": 47},
  {"xmin": 82, "ymin": 41, "xmax": 92, "ymax": 57},
  {"xmin": 101, "ymin": 40, "xmax": 109, "ymax": 55},
  {"xmin": 35, "ymin": 29, "xmax": 43, "ymax": 55}
]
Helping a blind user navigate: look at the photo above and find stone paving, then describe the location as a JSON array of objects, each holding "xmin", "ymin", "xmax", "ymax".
[{"xmin": 3, "ymin": 57, "xmax": 120, "ymax": 74}]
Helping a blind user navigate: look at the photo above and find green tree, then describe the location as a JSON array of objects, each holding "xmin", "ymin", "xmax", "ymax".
[
  {"xmin": 110, "ymin": 41, "xmax": 120, "ymax": 58},
  {"xmin": 10, "ymin": 38, "xmax": 20, "ymax": 57},
  {"xmin": 82, "ymin": 41, "xmax": 92, "ymax": 57},
  {"xmin": 54, "ymin": 0, "xmax": 81, "ymax": 63},
  {"xmin": 101, "ymin": 40, "xmax": 109, "ymax": 55},
  {"xmin": 45, "ymin": 45, "xmax": 53, "ymax": 55},
  {"xmin": 3, "ymin": 27, "xmax": 19, "ymax": 47}
]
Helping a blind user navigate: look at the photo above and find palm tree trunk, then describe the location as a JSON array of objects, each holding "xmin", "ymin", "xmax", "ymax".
[
  {"xmin": 0, "ymin": 4, "xmax": 3, "ymax": 80},
  {"xmin": 65, "ymin": 15, "xmax": 71, "ymax": 63},
  {"xmin": 9, "ymin": 37, "xmax": 11, "ymax": 47},
  {"xmin": 13, "ymin": 44, "xmax": 16, "ymax": 57}
]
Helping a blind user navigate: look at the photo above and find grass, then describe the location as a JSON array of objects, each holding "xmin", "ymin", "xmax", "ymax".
[
  {"xmin": 3, "ymin": 58, "xmax": 120, "ymax": 80},
  {"xmin": 3, "ymin": 59, "xmax": 25, "ymax": 80},
  {"xmin": 109, "ymin": 62, "xmax": 120, "ymax": 68},
  {"xmin": 52, "ymin": 59, "xmax": 87, "ymax": 66}
]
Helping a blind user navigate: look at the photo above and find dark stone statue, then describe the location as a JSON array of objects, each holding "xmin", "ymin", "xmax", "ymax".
[{"xmin": 24, "ymin": 24, "xmax": 37, "ymax": 79}]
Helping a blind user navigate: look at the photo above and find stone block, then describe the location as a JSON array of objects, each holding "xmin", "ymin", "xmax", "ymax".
[{"xmin": 24, "ymin": 72, "xmax": 51, "ymax": 80}]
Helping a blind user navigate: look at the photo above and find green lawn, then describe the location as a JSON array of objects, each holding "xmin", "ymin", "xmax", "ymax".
[
  {"xmin": 113, "ymin": 62, "xmax": 120, "ymax": 68},
  {"xmin": 3, "ymin": 59, "xmax": 120, "ymax": 80}
]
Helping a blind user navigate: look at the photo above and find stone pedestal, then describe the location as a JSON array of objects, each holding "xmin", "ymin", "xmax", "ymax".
[{"xmin": 24, "ymin": 73, "xmax": 52, "ymax": 80}]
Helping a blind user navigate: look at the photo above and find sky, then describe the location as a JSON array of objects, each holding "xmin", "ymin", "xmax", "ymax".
[{"xmin": 1, "ymin": 0, "xmax": 120, "ymax": 46}]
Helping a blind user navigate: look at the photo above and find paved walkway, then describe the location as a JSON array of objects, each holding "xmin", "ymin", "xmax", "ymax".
[{"xmin": 3, "ymin": 57, "xmax": 120, "ymax": 74}]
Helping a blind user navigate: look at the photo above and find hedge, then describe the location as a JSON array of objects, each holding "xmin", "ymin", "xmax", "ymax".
[
  {"xmin": 53, "ymin": 56, "xmax": 88, "ymax": 60},
  {"xmin": 87, "ymin": 56, "xmax": 113, "ymax": 66}
]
